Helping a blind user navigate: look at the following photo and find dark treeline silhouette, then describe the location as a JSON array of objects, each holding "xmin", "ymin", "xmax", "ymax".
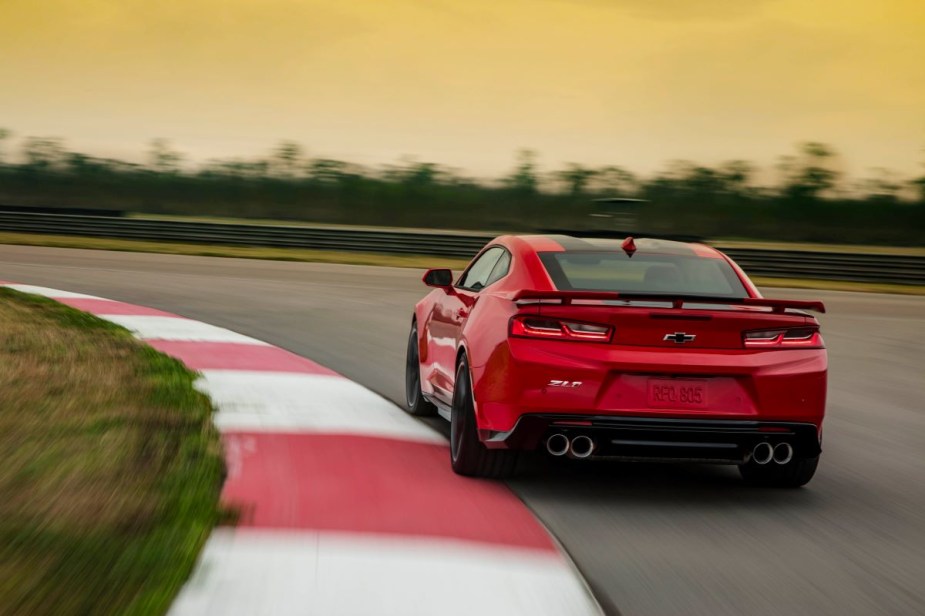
[{"xmin": 0, "ymin": 130, "xmax": 922, "ymax": 245}]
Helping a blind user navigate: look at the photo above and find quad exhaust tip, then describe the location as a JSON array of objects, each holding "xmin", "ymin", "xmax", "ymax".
[
  {"xmin": 569, "ymin": 435, "xmax": 595, "ymax": 459},
  {"xmin": 546, "ymin": 433, "xmax": 570, "ymax": 457},
  {"xmin": 773, "ymin": 442, "xmax": 794, "ymax": 465},
  {"xmin": 752, "ymin": 442, "xmax": 774, "ymax": 465},
  {"xmin": 752, "ymin": 441, "xmax": 794, "ymax": 465},
  {"xmin": 546, "ymin": 433, "xmax": 595, "ymax": 459}
]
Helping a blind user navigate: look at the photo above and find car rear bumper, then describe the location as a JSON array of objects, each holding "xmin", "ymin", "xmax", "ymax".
[
  {"xmin": 482, "ymin": 414, "xmax": 822, "ymax": 462},
  {"xmin": 471, "ymin": 341, "xmax": 828, "ymax": 433}
]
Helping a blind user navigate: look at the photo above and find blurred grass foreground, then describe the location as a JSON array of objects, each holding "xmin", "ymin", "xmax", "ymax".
[{"xmin": 0, "ymin": 289, "xmax": 223, "ymax": 616}]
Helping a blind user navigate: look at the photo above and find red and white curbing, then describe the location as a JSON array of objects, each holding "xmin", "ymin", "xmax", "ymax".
[{"xmin": 4, "ymin": 283, "xmax": 603, "ymax": 616}]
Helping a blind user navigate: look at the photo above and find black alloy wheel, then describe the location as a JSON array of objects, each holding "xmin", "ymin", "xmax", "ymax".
[
  {"xmin": 450, "ymin": 355, "xmax": 517, "ymax": 478},
  {"xmin": 405, "ymin": 322, "xmax": 437, "ymax": 417}
]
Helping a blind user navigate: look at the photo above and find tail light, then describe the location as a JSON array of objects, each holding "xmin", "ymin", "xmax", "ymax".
[
  {"xmin": 743, "ymin": 327, "xmax": 824, "ymax": 349},
  {"xmin": 510, "ymin": 316, "xmax": 613, "ymax": 342}
]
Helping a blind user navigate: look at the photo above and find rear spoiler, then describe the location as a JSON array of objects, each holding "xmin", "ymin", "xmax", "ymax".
[{"xmin": 510, "ymin": 290, "xmax": 826, "ymax": 314}]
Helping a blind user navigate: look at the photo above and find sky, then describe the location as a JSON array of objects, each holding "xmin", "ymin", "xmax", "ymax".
[{"xmin": 0, "ymin": 0, "xmax": 923, "ymax": 180}]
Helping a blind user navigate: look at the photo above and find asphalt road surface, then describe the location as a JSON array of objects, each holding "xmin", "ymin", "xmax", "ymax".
[{"xmin": 3, "ymin": 244, "xmax": 923, "ymax": 616}]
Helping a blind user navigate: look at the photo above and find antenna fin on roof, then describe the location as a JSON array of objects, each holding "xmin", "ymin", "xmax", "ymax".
[{"xmin": 621, "ymin": 236, "xmax": 637, "ymax": 257}]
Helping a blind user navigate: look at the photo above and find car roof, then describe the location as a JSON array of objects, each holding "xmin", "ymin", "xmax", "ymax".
[{"xmin": 509, "ymin": 234, "xmax": 723, "ymax": 259}]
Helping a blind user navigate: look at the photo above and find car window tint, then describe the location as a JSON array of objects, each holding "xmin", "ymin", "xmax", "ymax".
[
  {"xmin": 538, "ymin": 252, "xmax": 747, "ymax": 298},
  {"xmin": 485, "ymin": 250, "xmax": 511, "ymax": 286},
  {"xmin": 459, "ymin": 247, "xmax": 504, "ymax": 290}
]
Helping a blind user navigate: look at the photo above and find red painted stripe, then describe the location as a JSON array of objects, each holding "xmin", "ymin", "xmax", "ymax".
[
  {"xmin": 58, "ymin": 298, "xmax": 181, "ymax": 317},
  {"xmin": 221, "ymin": 432, "xmax": 556, "ymax": 552},
  {"xmin": 148, "ymin": 340, "xmax": 340, "ymax": 375}
]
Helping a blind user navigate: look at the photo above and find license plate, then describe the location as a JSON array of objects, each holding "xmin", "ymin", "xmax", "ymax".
[{"xmin": 647, "ymin": 379, "xmax": 707, "ymax": 409}]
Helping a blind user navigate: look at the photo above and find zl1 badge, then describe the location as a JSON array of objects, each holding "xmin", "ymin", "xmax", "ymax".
[{"xmin": 548, "ymin": 380, "xmax": 582, "ymax": 388}]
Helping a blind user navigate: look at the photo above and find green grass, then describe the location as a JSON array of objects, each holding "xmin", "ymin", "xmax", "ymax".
[
  {"xmin": 0, "ymin": 288, "xmax": 224, "ymax": 616},
  {"xmin": 130, "ymin": 212, "xmax": 505, "ymax": 236}
]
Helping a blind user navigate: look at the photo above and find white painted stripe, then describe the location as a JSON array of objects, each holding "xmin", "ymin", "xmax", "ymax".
[
  {"xmin": 4, "ymin": 284, "xmax": 102, "ymax": 299},
  {"xmin": 169, "ymin": 529, "xmax": 602, "ymax": 616},
  {"xmin": 99, "ymin": 315, "xmax": 270, "ymax": 345},
  {"xmin": 197, "ymin": 371, "xmax": 445, "ymax": 444}
]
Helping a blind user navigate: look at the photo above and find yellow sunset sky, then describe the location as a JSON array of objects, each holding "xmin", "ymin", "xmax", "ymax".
[{"xmin": 1, "ymin": 0, "xmax": 923, "ymax": 179}]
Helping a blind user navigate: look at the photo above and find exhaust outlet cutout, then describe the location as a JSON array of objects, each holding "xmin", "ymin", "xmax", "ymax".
[
  {"xmin": 546, "ymin": 433, "xmax": 569, "ymax": 457},
  {"xmin": 569, "ymin": 435, "xmax": 595, "ymax": 459},
  {"xmin": 773, "ymin": 442, "xmax": 794, "ymax": 465},
  {"xmin": 752, "ymin": 442, "xmax": 774, "ymax": 465}
]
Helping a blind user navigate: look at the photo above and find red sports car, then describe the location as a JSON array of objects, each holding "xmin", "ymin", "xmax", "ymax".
[{"xmin": 405, "ymin": 235, "xmax": 827, "ymax": 487}]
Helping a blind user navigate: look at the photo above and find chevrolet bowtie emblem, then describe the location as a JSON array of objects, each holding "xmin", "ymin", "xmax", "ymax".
[{"xmin": 664, "ymin": 332, "xmax": 696, "ymax": 344}]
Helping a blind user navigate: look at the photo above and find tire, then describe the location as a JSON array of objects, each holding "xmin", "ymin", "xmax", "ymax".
[
  {"xmin": 405, "ymin": 322, "xmax": 437, "ymax": 417},
  {"xmin": 739, "ymin": 455, "xmax": 820, "ymax": 488},
  {"xmin": 449, "ymin": 356, "xmax": 517, "ymax": 478}
]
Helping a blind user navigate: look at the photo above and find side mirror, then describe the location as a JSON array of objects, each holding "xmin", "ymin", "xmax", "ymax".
[{"xmin": 422, "ymin": 268, "xmax": 454, "ymax": 288}]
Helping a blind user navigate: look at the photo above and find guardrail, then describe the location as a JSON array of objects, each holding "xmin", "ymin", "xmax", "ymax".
[{"xmin": 1, "ymin": 210, "xmax": 922, "ymax": 285}]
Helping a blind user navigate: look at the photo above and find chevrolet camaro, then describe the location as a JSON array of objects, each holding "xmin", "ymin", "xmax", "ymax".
[{"xmin": 405, "ymin": 235, "xmax": 827, "ymax": 487}]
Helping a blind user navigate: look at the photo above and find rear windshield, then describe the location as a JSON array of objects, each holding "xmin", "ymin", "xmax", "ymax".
[{"xmin": 538, "ymin": 251, "xmax": 748, "ymax": 298}]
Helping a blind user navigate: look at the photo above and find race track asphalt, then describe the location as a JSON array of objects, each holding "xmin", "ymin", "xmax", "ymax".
[{"xmin": 3, "ymin": 244, "xmax": 923, "ymax": 616}]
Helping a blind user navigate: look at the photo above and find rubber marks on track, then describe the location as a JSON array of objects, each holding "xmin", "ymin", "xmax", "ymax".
[{"xmin": 3, "ymin": 284, "xmax": 601, "ymax": 616}]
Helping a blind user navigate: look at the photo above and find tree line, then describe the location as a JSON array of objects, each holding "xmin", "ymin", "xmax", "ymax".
[{"xmin": 0, "ymin": 128, "xmax": 922, "ymax": 246}]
